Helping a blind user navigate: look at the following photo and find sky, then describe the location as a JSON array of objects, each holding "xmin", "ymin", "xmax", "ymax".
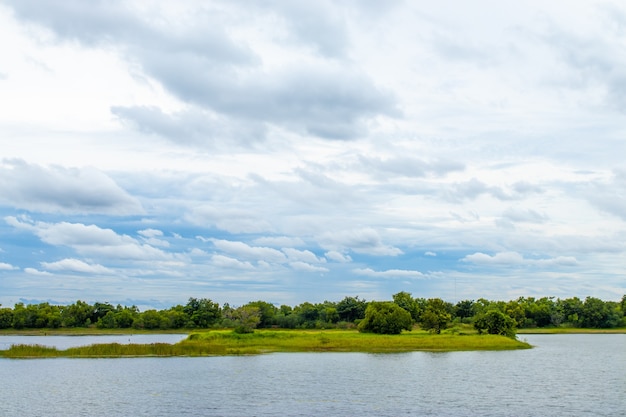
[{"xmin": 0, "ymin": 0, "xmax": 624, "ymax": 310}]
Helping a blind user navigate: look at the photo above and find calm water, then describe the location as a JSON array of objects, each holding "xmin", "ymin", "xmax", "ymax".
[{"xmin": 0, "ymin": 334, "xmax": 624, "ymax": 416}]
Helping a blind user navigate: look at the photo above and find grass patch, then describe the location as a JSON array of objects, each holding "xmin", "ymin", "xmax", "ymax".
[{"xmin": 1, "ymin": 329, "xmax": 530, "ymax": 358}]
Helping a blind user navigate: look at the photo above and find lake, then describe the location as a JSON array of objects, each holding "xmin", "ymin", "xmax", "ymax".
[{"xmin": 0, "ymin": 334, "xmax": 624, "ymax": 416}]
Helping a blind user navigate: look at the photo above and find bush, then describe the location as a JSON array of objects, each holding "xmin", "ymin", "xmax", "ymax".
[
  {"xmin": 474, "ymin": 310, "xmax": 517, "ymax": 338},
  {"xmin": 358, "ymin": 302, "xmax": 412, "ymax": 335}
]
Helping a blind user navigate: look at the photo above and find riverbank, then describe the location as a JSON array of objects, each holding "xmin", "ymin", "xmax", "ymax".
[{"xmin": 0, "ymin": 329, "xmax": 530, "ymax": 358}]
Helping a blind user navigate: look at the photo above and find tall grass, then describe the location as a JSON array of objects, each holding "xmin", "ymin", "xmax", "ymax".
[{"xmin": 1, "ymin": 330, "xmax": 531, "ymax": 358}]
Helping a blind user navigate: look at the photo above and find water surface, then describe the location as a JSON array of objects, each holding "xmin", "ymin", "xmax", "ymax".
[{"xmin": 0, "ymin": 334, "xmax": 624, "ymax": 416}]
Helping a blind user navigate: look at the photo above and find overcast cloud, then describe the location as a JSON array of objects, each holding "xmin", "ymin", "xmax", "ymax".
[{"xmin": 0, "ymin": 1, "xmax": 623, "ymax": 308}]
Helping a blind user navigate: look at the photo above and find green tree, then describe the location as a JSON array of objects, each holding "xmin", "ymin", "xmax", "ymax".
[
  {"xmin": 336, "ymin": 296, "xmax": 367, "ymax": 323},
  {"xmin": 392, "ymin": 291, "xmax": 421, "ymax": 322},
  {"xmin": 358, "ymin": 301, "xmax": 412, "ymax": 334},
  {"xmin": 581, "ymin": 297, "xmax": 622, "ymax": 328},
  {"xmin": 474, "ymin": 309, "xmax": 517, "ymax": 338},
  {"xmin": 294, "ymin": 302, "xmax": 320, "ymax": 328},
  {"xmin": 230, "ymin": 305, "xmax": 262, "ymax": 334},
  {"xmin": 420, "ymin": 298, "xmax": 452, "ymax": 334},
  {"xmin": 184, "ymin": 297, "xmax": 221, "ymax": 328},
  {"xmin": 114, "ymin": 306, "xmax": 137, "ymax": 328},
  {"xmin": 557, "ymin": 297, "xmax": 584, "ymax": 327},
  {"xmin": 454, "ymin": 299, "xmax": 475, "ymax": 320},
  {"xmin": 134, "ymin": 309, "xmax": 167, "ymax": 330},
  {"xmin": 96, "ymin": 311, "xmax": 117, "ymax": 329},
  {"xmin": 0, "ymin": 308, "xmax": 13, "ymax": 329},
  {"xmin": 62, "ymin": 300, "xmax": 94, "ymax": 327},
  {"xmin": 245, "ymin": 301, "xmax": 277, "ymax": 328}
]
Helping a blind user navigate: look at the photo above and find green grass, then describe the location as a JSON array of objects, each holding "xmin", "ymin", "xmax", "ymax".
[{"xmin": 0, "ymin": 329, "xmax": 531, "ymax": 358}]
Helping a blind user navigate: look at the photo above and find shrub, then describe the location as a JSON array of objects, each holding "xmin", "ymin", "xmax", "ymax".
[{"xmin": 358, "ymin": 302, "xmax": 412, "ymax": 335}]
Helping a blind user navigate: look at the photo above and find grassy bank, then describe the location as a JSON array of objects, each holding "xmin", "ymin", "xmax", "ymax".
[{"xmin": 0, "ymin": 329, "xmax": 530, "ymax": 358}]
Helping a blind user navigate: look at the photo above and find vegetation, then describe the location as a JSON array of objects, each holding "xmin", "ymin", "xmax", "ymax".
[
  {"xmin": 358, "ymin": 302, "xmax": 412, "ymax": 334},
  {"xmin": 0, "ymin": 294, "xmax": 624, "ymax": 337},
  {"xmin": 0, "ymin": 329, "xmax": 531, "ymax": 358}
]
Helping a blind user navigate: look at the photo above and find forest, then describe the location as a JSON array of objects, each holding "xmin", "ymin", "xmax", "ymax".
[{"xmin": 1, "ymin": 293, "xmax": 624, "ymax": 336}]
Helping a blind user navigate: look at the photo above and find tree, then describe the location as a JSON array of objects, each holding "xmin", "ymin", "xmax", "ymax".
[
  {"xmin": 454, "ymin": 299, "xmax": 475, "ymax": 320},
  {"xmin": 581, "ymin": 297, "xmax": 622, "ymax": 328},
  {"xmin": 336, "ymin": 296, "xmax": 367, "ymax": 322},
  {"xmin": 62, "ymin": 300, "xmax": 94, "ymax": 327},
  {"xmin": 392, "ymin": 291, "xmax": 421, "ymax": 322},
  {"xmin": 230, "ymin": 306, "xmax": 261, "ymax": 334},
  {"xmin": 474, "ymin": 309, "xmax": 517, "ymax": 338},
  {"xmin": 0, "ymin": 308, "xmax": 13, "ymax": 329},
  {"xmin": 245, "ymin": 301, "xmax": 277, "ymax": 328},
  {"xmin": 420, "ymin": 298, "xmax": 452, "ymax": 334},
  {"xmin": 358, "ymin": 301, "xmax": 412, "ymax": 334},
  {"xmin": 184, "ymin": 298, "xmax": 221, "ymax": 328}
]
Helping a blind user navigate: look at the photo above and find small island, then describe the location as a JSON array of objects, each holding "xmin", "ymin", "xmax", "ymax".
[{"xmin": 0, "ymin": 329, "xmax": 530, "ymax": 358}]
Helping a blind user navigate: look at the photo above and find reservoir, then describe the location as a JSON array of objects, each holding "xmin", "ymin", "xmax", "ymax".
[{"xmin": 0, "ymin": 334, "xmax": 624, "ymax": 416}]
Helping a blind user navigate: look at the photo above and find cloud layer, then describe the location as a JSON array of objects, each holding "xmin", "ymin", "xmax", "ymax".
[{"xmin": 0, "ymin": 1, "xmax": 624, "ymax": 308}]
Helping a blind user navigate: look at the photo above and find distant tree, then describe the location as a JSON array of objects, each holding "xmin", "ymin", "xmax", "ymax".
[
  {"xmin": 62, "ymin": 300, "xmax": 94, "ymax": 327},
  {"xmin": 392, "ymin": 291, "xmax": 421, "ymax": 322},
  {"xmin": 96, "ymin": 311, "xmax": 117, "ymax": 329},
  {"xmin": 135, "ymin": 309, "xmax": 167, "ymax": 330},
  {"xmin": 184, "ymin": 298, "xmax": 221, "ymax": 328},
  {"xmin": 336, "ymin": 296, "xmax": 367, "ymax": 322},
  {"xmin": 358, "ymin": 301, "xmax": 412, "ymax": 335},
  {"xmin": 0, "ymin": 308, "xmax": 14, "ymax": 329},
  {"xmin": 581, "ymin": 297, "xmax": 622, "ymax": 328},
  {"xmin": 454, "ymin": 299, "xmax": 475, "ymax": 320},
  {"xmin": 114, "ymin": 306, "xmax": 137, "ymax": 328},
  {"xmin": 474, "ymin": 309, "xmax": 517, "ymax": 338},
  {"xmin": 245, "ymin": 301, "xmax": 277, "ymax": 328},
  {"xmin": 420, "ymin": 298, "xmax": 452, "ymax": 334},
  {"xmin": 231, "ymin": 306, "xmax": 262, "ymax": 334},
  {"xmin": 164, "ymin": 305, "xmax": 188, "ymax": 329},
  {"xmin": 91, "ymin": 302, "xmax": 115, "ymax": 323},
  {"xmin": 320, "ymin": 306, "xmax": 339, "ymax": 324},
  {"xmin": 294, "ymin": 302, "xmax": 320, "ymax": 328},
  {"xmin": 557, "ymin": 297, "xmax": 584, "ymax": 327}
]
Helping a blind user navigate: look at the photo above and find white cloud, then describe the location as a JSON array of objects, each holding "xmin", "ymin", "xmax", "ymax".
[
  {"xmin": 318, "ymin": 228, "xmax": 403, "ymax": 256},
  {"xmin": 462, "ymin": 252, "xmax": 579, "ymax": 267},
  {"xmin": 353, "ymin": 268, "xmax": 424, "ymax": 279},
  {"xmin": 289, "ymin": 261, "xmax": 329, "ymax": 273},
  {"xmin": 41, "ymin": 258, "xmax": 113, "ymax": 274},
  {"xmin": 0, "ymin": 159, "xmax": 142, "ymax": 215},
  {"xmin": 6, "ymin": 216, "xmax": 173, "ymax": 261},
  {"xmin": 282, "ymin": 248, "xmax": 325, "ymax": 264},
  {"xmin": 186, "ymin": 206, "xmax": 273, "ymax": 234},
  {"xmin": 210, "ymin": 239, "xmax": 288, "ymax": 264},
  {"xmin": 138, "ymin": 229, "xmax": 170, "ymax": 247},
  {"xmin": 0, "ymin": 262, "xmax": 18, "ymax": 270},
  {"xmin": 24, "ymin": 267, "xmax": 52, "ymax": 276},
  {"xmin": 324, "ymin": 251, "xmax": 352, "ymax": 263},
  {"xmin": 253, "ymin": 236, "xmax": 306, "ymax": 247},
  {"xmin": 211, "ymin": 254, "xmax": 254, "ymax": 270}
]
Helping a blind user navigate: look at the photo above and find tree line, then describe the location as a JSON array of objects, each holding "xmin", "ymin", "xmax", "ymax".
[{"xmin": 0, "ymin": 293, "xmax": 624, "ymax": 336}]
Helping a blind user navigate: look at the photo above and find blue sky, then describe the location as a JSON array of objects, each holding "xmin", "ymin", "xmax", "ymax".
[{"xmin": 0, "ymin": 0, "xmax": 624, "ymax": 309}]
